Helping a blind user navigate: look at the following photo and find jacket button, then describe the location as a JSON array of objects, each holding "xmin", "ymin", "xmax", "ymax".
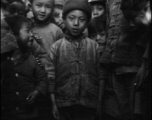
[
  {"xmin": 16, "ymin": 107, "xmax": 19, "ymax": 111},
  {"xmin": 15, "ymin": 73, "xmax": 19, "ymax": 77},
  {"xmin": 16, "ymin": 92, "xmax": 19, "ymax": 95}
]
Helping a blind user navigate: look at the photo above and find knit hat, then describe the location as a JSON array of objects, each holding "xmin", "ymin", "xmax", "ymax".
[
  {"xmin": 63, "ymin": 0, "xmax": 92, "ymax": 21},
  {"xmin": 54, "ymin": 0, "xmax": 65, "ymax": 6}
]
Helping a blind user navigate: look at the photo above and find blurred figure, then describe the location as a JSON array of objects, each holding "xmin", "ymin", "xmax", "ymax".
[
  {"xmin": 2, "ymin": 0, "xmax": 26, "ymax": 18},
  {"xmin": 1, "ymin": 0, "xmax": 27, "ymax": 55},
  {"xmin": 52, "ymin": 0, "xmax": 65, "ymax": 31},
  {"xmin": 121, "ymin": 0, "xmax": 151, "ymax": 120},
  {"xmin": 100, "ymin": 0, "xmax": 150, "ymax": 120}
]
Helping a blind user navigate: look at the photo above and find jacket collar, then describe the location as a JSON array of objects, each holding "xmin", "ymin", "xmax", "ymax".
[
  {"xmin": 31, "ymin": 17, "xmax": 51, "ymax": 28},
  {"xmin": 64, "ymin": 31, "xmax": 86, "ymax": 42}
]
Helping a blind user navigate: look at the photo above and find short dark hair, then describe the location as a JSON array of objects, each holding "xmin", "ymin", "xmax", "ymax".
[
  {"xmin": 4, "ymin": 15, "xmax": 31, "ymax": 36},
  {"xmin": 88, "ymin": 15, "xmax": 106, "ymax": 36}
]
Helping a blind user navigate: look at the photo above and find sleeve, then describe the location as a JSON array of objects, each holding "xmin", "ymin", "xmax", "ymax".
[
  {"xmin": 34, "ymin": 58, "xmax": 48, "ymax": 96},
  {"xmin": 56, "ymin": 27, "xmax": 64, "ymax": 41},
  {"xmin": 31, "ymin": 39, "xmax": 48, "ymax": 65},
  {"xmin": 96, "ymin": 43, "xmax": 109, "ymax": 82},
  {"xmin": 44, "ymin": 44, "xmax": 57, "ymax": 94},
  {"xmin": 142, "ymin": 43, "xmax": 149, "ymax": 70}
]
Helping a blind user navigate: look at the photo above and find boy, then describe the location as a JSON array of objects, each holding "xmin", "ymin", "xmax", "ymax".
[
  {"xmin": 45, "ymin": 0, "xmax": 106, "ymax": 120},
  {"xmin": 1, "ymin": 15, "xmax": 47, "ymax": 120},
  {"xmin": 29, "ymin": 0, "xmax": 64, "ymax": 64},
  {"xmin": 52, "ymin": 0, "xmax": 65, "ymax": 31},
  {"xmin": 88, "ymin": 0, "xmax": 106, "ymax": 19}
]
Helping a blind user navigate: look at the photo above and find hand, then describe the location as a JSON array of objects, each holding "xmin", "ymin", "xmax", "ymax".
[
  {"xmin": 135, "ymin": 63, "xmax": 148, "ymax": 90},
  {"xmin": 33, "ymin": 34, "xmax": 43, "ymax": 45},
  {"xmin": 95, "ymin": 101, "xmax": 102, "ymax": 120},
  {"xmin": 52, "ymin": 104, "xmax": 60, "ymax": 120},
  {"xmin": 26, "ymin": 90, "xmax": 39, "ymax": 104}
]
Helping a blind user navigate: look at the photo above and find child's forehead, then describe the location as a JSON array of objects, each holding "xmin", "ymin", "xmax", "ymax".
[
  {"xmin": 67, "ymin": 10, "xmax": 87, "ymax": 17},
  {"xmin": 91, "ymin": 3, "xmax": 104, "ymax": 7},
  {"xmin": 21, "ymin": 22, "xmax": 32, "ymax": 29},
  {"xmin": 54, "ymin": 5, "xmax": 63, "ymax": 10},
  {"xmin": 33, "ymin": 0, "xmax": 54, "ymax": 4}
]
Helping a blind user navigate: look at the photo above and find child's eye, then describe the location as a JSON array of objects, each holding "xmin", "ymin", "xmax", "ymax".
[
  {"xmin": 46, "ymin": 5, "xmax": 52, "ymax": 8},
  {"xmin": 98, "ymin": 8, "xmax": 103, "ymax": 11},
  {"xmin": 9, "ymin": 9, "xmax": 16, "ymax": 14},
  {"xmin": 69, "ymin": 17, "xmax": 74, "ymax": 20},
  {"xmin": 26, "ymin": 30, "xmax": 30, "ymax": 33},
  {"xmin": 18, "ymin": 11, "xmax": 24, "ymax": 15},
  {"xmin": 53, "ymin": 13, "xmax": 59, "ymax": 17},
  {"xmin": 80, "ymin": 19, "xmax": 85, "ymax": 21},
  {"xmin": 36, "ymin": 4, "xmax": 42, "ymax": 7}
]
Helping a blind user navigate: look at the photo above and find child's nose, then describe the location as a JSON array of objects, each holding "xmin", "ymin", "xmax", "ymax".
[
  {"xmin": 93, "ymin": 9, "xmax": 98, "ymax": 15},
  {"xmin": 30, "ymin": 32, "xmax": 33, "ymax": 37},
  {"xmin": 41, "ymin": 6, "xmax": 46, "ymax": 12}
]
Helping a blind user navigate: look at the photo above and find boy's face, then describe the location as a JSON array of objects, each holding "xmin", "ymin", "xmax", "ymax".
[
  {"xmin": 64, "ymin": 10, "xmax": 88, "ymax": 37},
  {"xmin": 4, "ymin": 1, "xmax": 26, "ymax": 17},
  {"xmin": 17, "ymin": 23, "xmax": 33, "ymax": 48},
  {"xmin": 91, "ymin": 4, "xmax": 105, "ymax": 19},
  {"xmin": 31, "ymin": 0, "xmax": 53, "ymax": 22},
  {"xmin": 53, "ymin": 6, "xmax": 65, "ymax": 29}
]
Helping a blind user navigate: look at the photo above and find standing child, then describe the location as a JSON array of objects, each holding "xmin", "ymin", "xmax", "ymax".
[
  {"xmin": 29, "ymin": 0, "xmax": 64, "ymax": 64},
  {"xmin": 45, "ymin": 0, "xmax": 106, "ymax": 120},
  {"xmin": 1, "ymin": 15, "xmax": 47, "ymax": 120}
]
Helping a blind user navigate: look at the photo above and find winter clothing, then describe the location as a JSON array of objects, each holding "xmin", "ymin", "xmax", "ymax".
[
  {"xmin": 31, "ymin": 19, "xmax": 64, "ymax": 65},
  {"xmin": 45, "ymin": 33, "xmax": 103, "ymax": 109},
  {"xmin": 1, "ymin": 51, "xmax": 47, "ymax": 120},
  {"xmin": 100, "ymin": 0, "xmax": 149, "ymax": 66},
  {"xmin": 100, "ymin": 0, "xmax": 149, "ymax": 119}
]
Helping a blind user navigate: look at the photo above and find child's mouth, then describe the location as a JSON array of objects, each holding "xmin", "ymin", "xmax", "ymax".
[
  {"xmin": 72, "ymin": 29, "xmax": 79, "ymax": 33},
  {"xmin": 38, "ymin": 14, "xmax": 46, "ymax": 18}
]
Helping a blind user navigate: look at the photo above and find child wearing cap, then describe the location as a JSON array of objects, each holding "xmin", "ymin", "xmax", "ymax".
[
  {"xmin": 88, "ymin": 0, "xmax": 106, "ymax": 19},
  {"xmin": 52, "ymin": 0, "xmax": 65, "ymax": 31},
  {"xmin": 45, "ymin": 0, "xmax": 106, "ymax": 120}
]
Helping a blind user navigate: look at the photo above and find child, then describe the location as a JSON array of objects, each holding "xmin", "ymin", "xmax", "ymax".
[
  {"xmin": 2, "ymin": 0, "xmax": 26, "ymax": 18},
  {"xmin": 1, "ymin": 0, "xmax": 27, "ymax": 54},
  {"xmin": 88, "ymin": 15, "xmax": 106, "ymax": 54},
  {"xmin": 45, "ymin": 0, "xmax": 105, "ymax": 120},
  {"xmin": 88, "ymin": 0, "xmax": 106, "ymax": 19},
  {"xmin": 1, "ymin": 15, "xmax": 47, "ymax": 120},
  {"xmin": 52, "ymin": 0, "xmax": 65, "ymax": 31},
  {"xmin": 29, "ymin": 0, "xmax": 64, "ymax": 64}
]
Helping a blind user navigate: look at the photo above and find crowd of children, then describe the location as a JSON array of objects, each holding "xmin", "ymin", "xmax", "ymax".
[{"xmin": 1, "ymin": 0, "xmax": 151, "ymax": 120}]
